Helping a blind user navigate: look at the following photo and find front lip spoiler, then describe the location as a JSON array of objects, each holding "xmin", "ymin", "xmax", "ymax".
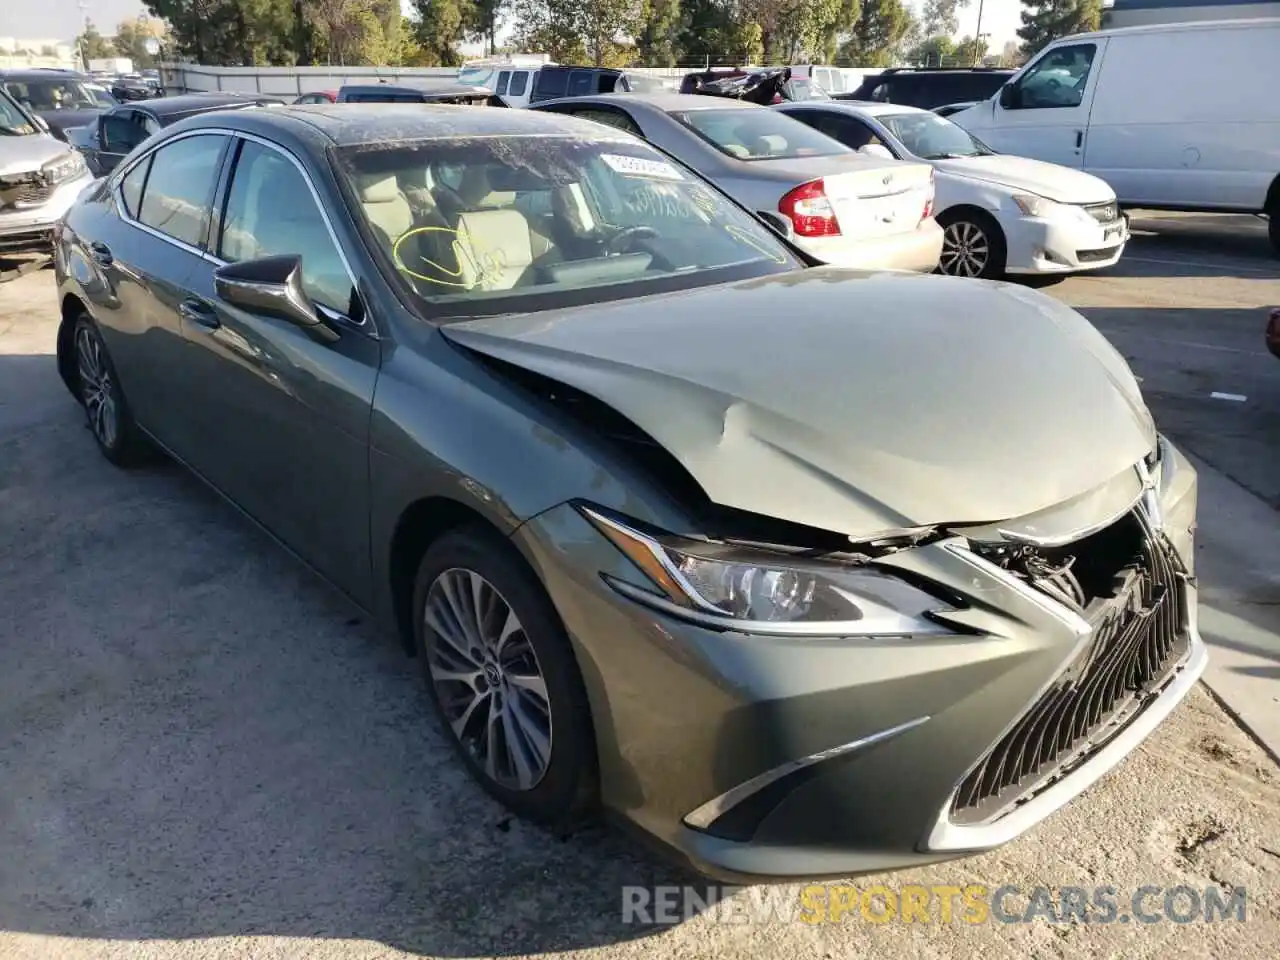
[{"xmin": 923, "ymin": 625, "xmax": 1207, "ymax": 852}]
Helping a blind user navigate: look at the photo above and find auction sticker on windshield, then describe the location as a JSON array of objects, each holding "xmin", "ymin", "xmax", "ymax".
[{"xmin": 601, "ymin": 154, "xmax": 685, "ymax": 180}]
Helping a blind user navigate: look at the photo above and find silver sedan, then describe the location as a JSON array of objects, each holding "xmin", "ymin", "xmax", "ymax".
[{"xmin": 532, "ymin": 93, "xmax": 944, "ymax": 273}]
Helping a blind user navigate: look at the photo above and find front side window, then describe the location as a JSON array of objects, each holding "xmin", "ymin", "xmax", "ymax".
[
  {"xmin": 135, "ymin": 134, "xmax": 227, "ymax": 247},
  {"xmin": 496, "ymin": 71, "xmax": 510, "ymax": 95},
  {"xmin": 219, "ymin": 140, "xmax": 353, "ymax": 314},
  {"xmin": 1014, "ymin": 44, "xmax": 1097, "ymax": 109},
  {"xmin": 337, "ymin": 135, "xmax": 798, "ymax": 316},
  {"xmin": 0, "ymin": 89, "xmax": 36, "ymax": 134},
  {"xmin": 509, "ymin": 71, "xmax": 529, "ymax": 96},
  {"xmin": 879, "ymin": 112, "xmax": 993, "ymax": 159},
  {"xmin": 676, "ymin": 107, "xmax": 848, "ymax": 161}
]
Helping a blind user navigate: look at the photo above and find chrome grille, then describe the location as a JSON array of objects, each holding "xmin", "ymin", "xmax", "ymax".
[
  {"xmin": 1083, "ymin": 201, "xmax": 1119, "ymax": 224},
  {"xmin": 951, "ymin": 513, "xmax": 1188, "ymax": 824},
  {"xmin": 0, "ymin": 174, "xmax": 53, "ymax": 210}
]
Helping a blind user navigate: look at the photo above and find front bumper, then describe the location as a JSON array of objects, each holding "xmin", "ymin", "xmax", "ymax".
[
  {"xmin": 799, "ymin": 218, "xmax": 944, "ymax": 273},
  {"xmin": 512, "ymin": 442, "xmax": 1202, "ymax": 883},
  {"xmin": 1004, "ymin": 211, "xmax": 1129, "ymax": 275},
  {"xmin": 0, "ymin": 170, "xmax": 96, "ymax": 253}
]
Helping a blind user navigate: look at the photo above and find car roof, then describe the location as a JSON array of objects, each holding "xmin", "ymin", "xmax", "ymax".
[
  {"xmin": 339, "ymin": 80, "xmax": 484, "ymax": 93},
  {"xmin": 784, "ymin": 100, "xmax": 928, "ymax": 119},
  {"xmin": 0, "ymin": 69, "xmax": 85, "ymax": 81},
  {"xmin": 176, "ymin": 102, "xmax": 627, "ymax": 146},
  {"xmin": 132, "ymin": 93, "xmax": 284, "ymax": 119},
  {"xmin": 541, "ymin": 92, "xmax": 763, "ymax": 113}
]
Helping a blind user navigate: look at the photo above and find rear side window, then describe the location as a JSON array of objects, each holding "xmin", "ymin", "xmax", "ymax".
[
  {"xmin": 509, "ymin": 71, "xmax": 529, "ymax": 96},
  {"xmin": 135, "ymin": 133, "xmax": 227, "ymax": 247},
  {"xmin": 568, "ymin": 71, "xmax": 593, "ymax": 97},
  {"xmin": 536, "ymin": 70, "xmax": 568, "ymax": 99},
  {"xmin": 676, "ymin": 107, "xmax": 847, "ymax": 161}
]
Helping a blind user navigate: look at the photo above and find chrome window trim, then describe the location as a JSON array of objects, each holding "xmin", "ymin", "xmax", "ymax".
[
  {"xmin": 111, "ymin": 126, "xmax": 375, "ymax": 337},
  {"xmin": 683, "ymin": 716, "xmax": 931, "ymax": 831}
]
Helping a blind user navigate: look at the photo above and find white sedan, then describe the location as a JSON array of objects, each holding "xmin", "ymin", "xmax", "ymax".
[{"xmin": 777, "ymin": 101, "xmax": 1129, "ymax": 279}]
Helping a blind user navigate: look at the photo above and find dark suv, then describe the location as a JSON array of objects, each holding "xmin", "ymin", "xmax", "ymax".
[
  {"xmin": 336, "ymin": 82, "xmax": 501, "ymax": 106},
  {"xmin": 528, "ymin": 66, "xmax": 636, "ymax": 104},
  {"xmin": 840, "ymin": 68, "xmax": 1015, "ymax": 111}
]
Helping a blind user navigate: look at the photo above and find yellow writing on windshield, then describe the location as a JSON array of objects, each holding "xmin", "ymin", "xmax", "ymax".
[{"xmin": 392, "ymin": 225, "xmax": 507, "ymax": 290}]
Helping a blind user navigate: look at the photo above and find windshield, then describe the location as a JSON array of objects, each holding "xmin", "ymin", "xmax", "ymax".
[
  {"xmin": 338, "ymin": 135, "xmax": 797, "ymax": 316},
  {"xmin": 786, "ymin": 79, "xmax": 831, "ymax": 101},
  {"xmin": 675, "ymin": 107, "xmax": 848, "ymax": 161},
  {"xmin": 0, "ymin": 89, "xmax": 36, "ymax": 135},
  {"xmin": 878, "ymin": 112, "xmax": 993, "ymax": 159},
  {"xmin": 3, "ymin": 77, "xmax": 100, "ymax": 111},
  {"xmin": 457, "ymin": 66, "xmax": 497, "ymax": 87}
]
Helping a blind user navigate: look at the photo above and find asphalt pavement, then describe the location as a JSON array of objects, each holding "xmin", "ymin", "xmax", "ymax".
[{"xmin": 1, "ymin": 214, "xmax": 1278, "ymax": 958}]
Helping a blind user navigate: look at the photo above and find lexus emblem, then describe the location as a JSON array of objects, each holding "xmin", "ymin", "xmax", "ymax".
[{"xmin": 882, "ymin": 174, "xmax": 892, "ymax": 185}]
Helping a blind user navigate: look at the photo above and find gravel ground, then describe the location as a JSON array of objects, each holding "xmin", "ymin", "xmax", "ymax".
[{"xmin": 1, "ymin": 253, "xmax": 1278, "ymax": 959}]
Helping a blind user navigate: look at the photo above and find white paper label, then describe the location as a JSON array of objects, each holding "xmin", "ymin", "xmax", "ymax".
[{"xmin": 600, "ymin": 153, "xmax": 685, "ymax": 181}]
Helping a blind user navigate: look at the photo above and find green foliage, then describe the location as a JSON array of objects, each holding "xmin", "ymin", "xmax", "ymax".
[
  {"xmin": 114, "ymin": 17, "xmax": 164, "ymax": 68},
  {"xmin": 1017, "ymin": 0, "xmax": 1101, "ymax": 57},
  {"xmin": 636, "ymin": 0, "xmax": 681, "ymax": 66},
  {"xmin": 909, "ymin": 33, "xmax": 955, "ymax": 67},
  {"xmin": 953, "ymin": 33, "xmax": 988, "ymax": 65},
  {"xmin": 76, "ymin": 20, "xmax": 117, "ymax": 61},
  {"xmin": 466, "ymin": 0, "xmax": 510, "ymax": 55},
  {"xmin": 410, "ymin": 0, "xmax": 472, "ymax": 66},
  {"xmin": 920, "ymin": 0, "xmax": 967, "ymax": 38},
  {"xmin": 839, "ymin": 0, "xmax": 913, "ymax": 66}
]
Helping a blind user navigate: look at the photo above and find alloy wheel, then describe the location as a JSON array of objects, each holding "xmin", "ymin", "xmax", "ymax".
[
  {"xmin": 423, "ymin": 567, "xmax": 553, "ymax": 791},
  {"xmin": 940, "ymin": 220, "xmax": 991, "ymax": 278},
  {"xmin": 76, "ymin": 325, "xmax": 119, "ymax": 449}
]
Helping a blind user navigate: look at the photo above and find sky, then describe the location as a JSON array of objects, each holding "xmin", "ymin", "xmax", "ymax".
[{"xmin": 0, "ymin": 0, "xmax": 1023, "ymax": 55}]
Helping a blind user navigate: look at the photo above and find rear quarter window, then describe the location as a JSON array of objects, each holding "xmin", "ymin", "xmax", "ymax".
[{"xmin": 536, "ymin": 71, "xmax": 568, "ymax": 99}]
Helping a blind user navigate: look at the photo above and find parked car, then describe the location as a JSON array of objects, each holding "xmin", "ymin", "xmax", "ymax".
[
  {"xmin": 294, "ymin": 89, "xmax": 338, "ymax": 104},
  {"xmin": 680, "ymin": 67, "xmax": 832, "ymax": 104},
  {"xmin": 1268, "ymin": 308, "xmax": 1280, "ymax": 359},
  {"xmin": 336, "ymin": 81, "xmax": 499, "ymax": 106},
  {"xmin": 840, "ymin": 68, "xmax": 1016, "ymax": 110},
  {"xmin": 64, "ymin": 93, "xmax": 285, "ymax": 175},
  {"xmin": 533, "ymin": 93, "xmax": 941, "ymax": 272},
  {"xmin": 0, "ymin": 69, "xmax": 113, "ymax": 142},
  {"xmin": 53, "ymin": 103, "xmax": 1205, "ymax": 883},
  {"xmin": 778, "ymin": 101, "xmax": 1128, "ymax": 278},
  {"xmin": 111, "ymin": 75, "xmax": 161, "ymax": 101},
  {"xmin": 948, "ymin": 18, "xmax": 1280, "ymax": 254},
  {"xmin": 527, "ymin": 65, "xmax": 638, "ymax": 105},
  {"xmin": 0, "ymin": 87, "xmax": 95, "ymax": 254}
]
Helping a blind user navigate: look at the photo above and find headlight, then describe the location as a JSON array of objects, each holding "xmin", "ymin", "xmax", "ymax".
[
  {"xmin": 42, "ymin": 151, "xmax": 87, "ymax": 185},
  {"xmin": 579, "ymin": 506, "xmax": 956, "ymax": 636},
  {"xmin": 1011, "ymin": 193, "xmax": 1061, "ymax": 218}
]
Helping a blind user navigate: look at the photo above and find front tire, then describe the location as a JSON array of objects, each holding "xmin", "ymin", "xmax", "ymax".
[
  {"xmin": 1267, "ymin": 205, "xmax": 1279, "ymax": 258},
  {"xmin": 937, "ymin": 209, "xmax": 1007, "ymax": 279},
  {"xmin": 412, "ymin": 526, "xmax": 597, "ymax": 827},
  {"xmin": 72, "ymin": 314, "xmax": 152, "ymax": 467}
]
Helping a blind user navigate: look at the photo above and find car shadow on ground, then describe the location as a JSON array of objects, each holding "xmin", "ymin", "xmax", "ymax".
[
  {"xmin": 0, "ymin": 353, "xmax": 702, "ymax": 957},
  {"xmin": 1111, "ymin": 212, "xmax": 1279, "ymax": 279}
]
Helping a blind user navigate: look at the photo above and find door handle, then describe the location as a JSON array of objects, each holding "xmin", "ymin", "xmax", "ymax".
[
  {"xmin": 1075, "ymin": 130, "xmax": 1084, "ymax": 149},
  {"xmin": 88, "ymin": 241, "xmax": 113, "ymax": 266},
  {"xmin": 179, "ymin": 298, "xmax": 220, "ymax": 330}
]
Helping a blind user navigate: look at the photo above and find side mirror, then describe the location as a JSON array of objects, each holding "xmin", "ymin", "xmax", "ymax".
[
  {"xmin": 858, "ymin": 143, "xmax": 894, "ymax": 160},
  {"xmin": 755, "ymin": 210, "xmax": 793, "ymax": 238},
  {"xmin": 214, "ymin": 255, "xmax": 339, "ymax": 343},
  {"xmin": 999, "ymin": 84, "xmax": 1019, "ymax": 110}
]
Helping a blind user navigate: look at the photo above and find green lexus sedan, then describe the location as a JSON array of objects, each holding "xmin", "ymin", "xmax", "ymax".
[{"xmin": 53, "ymin": 104, "xmax": 1205, "ymax": 882}]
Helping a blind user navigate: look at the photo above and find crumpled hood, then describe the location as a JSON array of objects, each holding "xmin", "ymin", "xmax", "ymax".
[
  {"xmin": 443, "ymin": 269, "xmax": 1156, "ymax": 538},
  {"xmin": 935, "ymin": 154, "xmax": 1115, "ymax": 204},
  {"xmin": 0, "ymin": 133, "xmax": 76, "ymax": 177}
]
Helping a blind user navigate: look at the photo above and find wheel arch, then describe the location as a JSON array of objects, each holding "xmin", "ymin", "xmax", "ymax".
[
  {"xmin": 57, "ymin": 293, "xmax": 87, "ymax": 399},
  {"xmin": 1265, "ymin": 172, "xmax": 1280, "ymax": 215}
]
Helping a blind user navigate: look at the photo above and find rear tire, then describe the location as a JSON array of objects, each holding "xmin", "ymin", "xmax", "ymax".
[
  {"xmin": 71, "ymin": 313, "xmax": 153, "ymax": 467},
  {"xmin": 936, "ymin": 208, "xmax": 1007, "ymax": 279},
  {"xmin": 412, "ymin": 525, "xmax": 597, "ymax": 828},
  {"xmin": 1267, "ymin": 205, "xmax": 1279, "ymax": 258}
]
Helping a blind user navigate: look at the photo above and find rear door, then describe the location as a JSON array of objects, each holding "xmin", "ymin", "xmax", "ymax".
[{"xmin": 977, "ymin": 40, "xmax": 1109, "ymax": 168}]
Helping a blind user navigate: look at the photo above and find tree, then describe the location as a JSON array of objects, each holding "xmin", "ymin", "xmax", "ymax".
[
  {"xmin": 909, "ymin": 34, "xmax": 955, "ymax": 67},
  {"xmin": 145, "ymin": 1, "xmax": 295, "ymax": 66},
  {"xmin": 466, "ymin": 0, "xmax": 509, "ymax": 55},
  {"xmin": 512, "ymin": 0, "xmax": 642, "ymax": 66},
  {"xmin": 920, "ymin": 0, "xmax": 968, "ymax": 38},
  {"xmin": 839, "ymin": 0, "xmax": 913, "ymax": 67},
  {"xmin": 954, "ymin": 33, "xmax": 988, "ymax": 65},
  {"xmin": 115, "ymin": 16, "xmax": 164, "ymax": 68},
  {"xmin": 410, "ymin": 0, "xmax": 472, "ymax": 66},
  {"xmin": 1017, "ymin": 0, "xmax": 1100, "ymax": 57},
  {"xmin": 76, "ymin": 20, "xmax": 117, "ymax": 61},
  {"xmin": 635, "ymin": 0, "xmax": 681, "ymax": 66},
  {"xmin": 309, "ymin": 0, "xmax": 401, "ymax": 65}
]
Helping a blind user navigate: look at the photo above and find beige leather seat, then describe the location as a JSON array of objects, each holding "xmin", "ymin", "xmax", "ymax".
[
  {"xmin": 453, "ymin": 209, "xmax": 536, "ymax": 291},
  {"xmin": 357, "ymin": 173, "xmax": 415, "ymax": 244}
]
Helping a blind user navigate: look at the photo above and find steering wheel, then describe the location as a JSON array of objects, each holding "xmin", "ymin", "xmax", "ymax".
[{"xmin": 604, "ymin": 225, "xmax": 659, "ymax": 256}]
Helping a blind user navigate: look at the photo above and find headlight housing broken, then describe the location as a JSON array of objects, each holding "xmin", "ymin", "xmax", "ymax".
[{"xmin": 579, "ymin": 505, "xmax": 957, "ymax": 636}]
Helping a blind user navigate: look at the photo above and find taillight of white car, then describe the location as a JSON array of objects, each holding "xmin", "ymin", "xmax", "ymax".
[{"xmin": 778, "ymin": 179, "xmax": 840, "ymax": 237}]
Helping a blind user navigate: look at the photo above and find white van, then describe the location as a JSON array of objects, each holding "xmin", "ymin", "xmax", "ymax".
[{"xmin": 949, "ymin": 18, "xmax": 1280, "ymax": 252}]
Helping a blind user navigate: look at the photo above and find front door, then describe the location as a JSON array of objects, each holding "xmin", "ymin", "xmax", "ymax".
[
  {"xmin": 177, "ymin": 136, "xmax": 379, "ymax": 603},
  {"xmin": 978, "ymin": 40, "xmax": 1108, "ymax": 169}
]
